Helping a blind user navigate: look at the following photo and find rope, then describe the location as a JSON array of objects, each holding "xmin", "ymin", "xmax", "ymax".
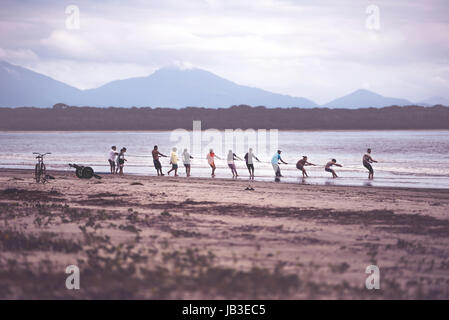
[{"xmin": 126, "ymin": 154, "xmax": 371, "ymax": 171}]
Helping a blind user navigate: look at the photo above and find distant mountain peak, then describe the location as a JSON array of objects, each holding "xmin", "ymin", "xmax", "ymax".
[
  {"xmin": 324, "ymin": 88, "xmax": 411, "ymax": 109},
  {"xmin": 351, "ymin": 88, "xmax": 381, "ymax": 95},
  {"xmin": 419, "ymin": 96, "xmax": 449, "ymax": 106}
]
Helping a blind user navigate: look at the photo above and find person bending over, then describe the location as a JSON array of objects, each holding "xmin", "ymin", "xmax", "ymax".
[{"xmin": 325, "ymin": 159, "xmax": 342, "ymax": 178}]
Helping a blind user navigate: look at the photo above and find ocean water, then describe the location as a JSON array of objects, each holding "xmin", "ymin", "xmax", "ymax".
[{"xmin": 1, "ymin": 130, "xmax": 449, "ymax": 189}]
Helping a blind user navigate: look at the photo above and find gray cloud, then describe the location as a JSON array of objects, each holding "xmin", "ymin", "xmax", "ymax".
[{"xmin": 0, "ymin": 0, "xmax": 448, "ymax": 103}]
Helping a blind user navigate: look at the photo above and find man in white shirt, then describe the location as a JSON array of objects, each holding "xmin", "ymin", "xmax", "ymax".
[
  {"xmin": 182, "ymin": 149, "xmax": 194, "ymax": 177},
  {"xmin": 244, "ymin": 148, "xmax": 260, "ymax": 179},
  {"xmin": 108, "ymin": 146, "xmax": 118, "ymax": 174}
]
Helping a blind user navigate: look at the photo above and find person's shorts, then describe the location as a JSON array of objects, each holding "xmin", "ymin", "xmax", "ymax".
[
  {"xmin": 228, "ymin": 163, "xmax": 236, "ymax": 170},
  {"xmin": 184, "ymin": 164, "xmax": 191, "ymax": 168},
  {"xmin": 296, "ymin": 165, "xmax": 304, "ymax": 170},
  {"xmin": 325, "ymin": 168, "xmax": 333, "ymax": 173},
  {"xmin": 363, "ymin": 162, "xmax": 374, "ymax": 174},
  {"xmin": 108, "ymin": 159, "xmax": 115, "ymax": 166},
  {"xmin": 246, "ymin": 163, "xmax": 254, "ymax": 170},
  {"xmin": 153, "ymin": 159, "xmax": 162, "ymax": 169},
  {"xmin": 171, "ymin": 164, "xmax": 178, "ymax": 169}
]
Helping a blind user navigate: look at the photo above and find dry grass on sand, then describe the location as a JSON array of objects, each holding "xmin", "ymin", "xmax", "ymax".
[{"xmin": 1, "ymin": 168, "xmax": 449, "ymax": 299}]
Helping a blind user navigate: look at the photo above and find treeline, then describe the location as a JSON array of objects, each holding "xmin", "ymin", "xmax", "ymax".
[{"xmin": 1, "ymin": 104, "xmax": 449, "ymax": 130}]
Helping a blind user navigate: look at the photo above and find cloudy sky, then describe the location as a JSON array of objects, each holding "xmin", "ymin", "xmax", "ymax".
[{"xmin": 0, "ymin": 0, "xmax": 448, "ymax": 104}]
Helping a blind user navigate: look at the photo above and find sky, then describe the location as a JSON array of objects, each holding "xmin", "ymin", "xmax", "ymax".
[{"xmin": 0, "ymin": 0, "xmax": 448, "ymax": 104}]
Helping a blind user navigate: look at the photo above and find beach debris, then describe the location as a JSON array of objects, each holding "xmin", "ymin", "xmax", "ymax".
[
  {"xmin": 160, "ymin": 210, "xmax": 171, "ymax": 217},
  {"xmin": 68, "ymin": 164, "xmax": 102, "ymax": 179},
  {"xmin": 245, "ymin": 187, "xmax": 255, "ymax": 191}
]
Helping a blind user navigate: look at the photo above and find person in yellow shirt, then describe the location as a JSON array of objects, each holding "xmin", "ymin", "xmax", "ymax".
[{"xmin": 167, "ymin": 147, "xmax": 179, "ymax": 176}]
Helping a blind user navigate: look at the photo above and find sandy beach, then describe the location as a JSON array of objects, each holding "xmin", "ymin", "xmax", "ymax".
[{"xmin": 1, "ymin": 168, "xmax": 449, "ymax": 299}]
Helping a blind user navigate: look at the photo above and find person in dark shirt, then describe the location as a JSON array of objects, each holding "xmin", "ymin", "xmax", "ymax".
[
  {"xmin": 363, "ymin": 148, "xmax": 378, "ymax": 180},
  {"xmin": 152, "ymin": 145, "xmax": 167, "ymax": 176},
  {"xmin": 117, "ymin": 147, "xmax": 127, "ymax": 175}
]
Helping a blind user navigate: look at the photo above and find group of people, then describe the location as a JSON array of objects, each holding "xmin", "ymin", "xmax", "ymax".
[
  {"xmin": 108, "ymin": 146, "xmax": 127, "ymax": 175},
  {"xmin": 150, "ymin": 145, "xmax": 261, "ymax": 179},
  {"xmin": 108, "ymin": 145, "xmax": 378, "ymax": 180}
]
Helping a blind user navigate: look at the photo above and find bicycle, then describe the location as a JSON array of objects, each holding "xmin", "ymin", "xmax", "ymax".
[{"xmin": 33, "ymin": 152, "xmax": 51, "ymax": 183}]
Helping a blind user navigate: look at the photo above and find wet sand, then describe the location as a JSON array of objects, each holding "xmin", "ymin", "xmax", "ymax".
[{"xmin": 1, "ymin": 168, "xmax": 449, "ymax": 299}]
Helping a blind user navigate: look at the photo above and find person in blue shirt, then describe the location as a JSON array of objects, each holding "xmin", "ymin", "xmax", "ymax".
[{"xmin": 271, "ymin": 150, "xmax": 288, "ymax": 177}]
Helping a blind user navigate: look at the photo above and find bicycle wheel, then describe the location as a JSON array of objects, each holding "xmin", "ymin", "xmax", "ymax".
[
  {"xmin": 35, "ymin": 163, "xmax": 41, "ymax": 183},
  {"xmin": 41, "ymin": 164, "xmax": 47, "ymax": 184}
]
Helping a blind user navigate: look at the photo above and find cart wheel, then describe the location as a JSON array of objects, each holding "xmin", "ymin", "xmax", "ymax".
[
  {"xmin": 82, "ymin": 167, "xmax": 94, "ymax": 179},
  {"xmin": 75, "ymin": 167, "xmax": 84, "ymax": 179}
]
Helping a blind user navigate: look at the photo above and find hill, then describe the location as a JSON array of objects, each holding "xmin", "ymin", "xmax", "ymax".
[
  {"xmin": 1, "ymin": 104, "xmax": 448, "ymax": 130},
  {"xmin": 323, "ymin": 89, "xmax": 412, "ymax": 108}
]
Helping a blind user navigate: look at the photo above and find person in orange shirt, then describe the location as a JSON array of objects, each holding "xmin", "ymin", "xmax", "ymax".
[{"xmin": 206, "ymin": 148, "xmax": 221, "ymax": 177}]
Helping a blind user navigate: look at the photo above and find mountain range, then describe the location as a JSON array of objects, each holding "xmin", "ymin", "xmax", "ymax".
[{"xmin": 0, "ymin": 60, "xmax": 445, "ymax": 109}]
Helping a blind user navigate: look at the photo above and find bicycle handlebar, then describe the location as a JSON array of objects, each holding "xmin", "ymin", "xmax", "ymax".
[{"xmin": 33, "ymin": 152, "xmax": 51, "ymax": 157}]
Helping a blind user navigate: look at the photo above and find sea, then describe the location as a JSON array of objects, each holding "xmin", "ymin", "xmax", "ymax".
[{"xmin": 1, "ymin": 130, "xmax": 448, "ymax": 189}]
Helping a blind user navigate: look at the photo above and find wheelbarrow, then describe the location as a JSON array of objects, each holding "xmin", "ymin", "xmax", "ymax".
[{"xmin": 69, "ymin": 164, "xmax": 102, "ymax": 179}]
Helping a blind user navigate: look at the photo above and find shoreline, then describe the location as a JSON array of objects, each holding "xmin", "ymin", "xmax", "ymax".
[
  {"xmin": 2, "ymin": 167, "xmax": 449, "ymax": 193},
  {"xmin": 2, "ymin": 129, "xmax": 449, "ymax": 133}
]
